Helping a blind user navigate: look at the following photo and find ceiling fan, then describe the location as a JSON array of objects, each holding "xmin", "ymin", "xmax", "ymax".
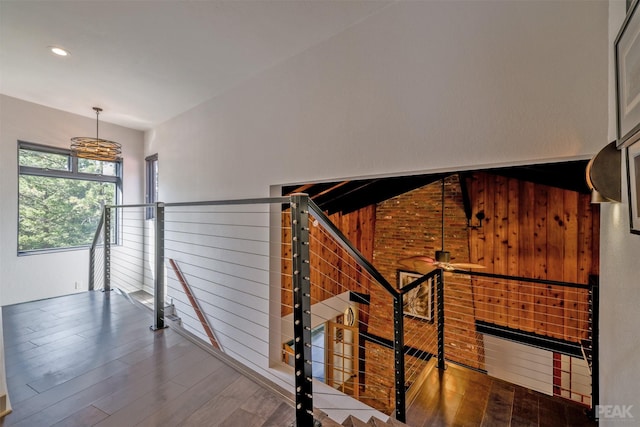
[{"xmin": 398, "ymin": 177, "xmax": 485, "ymax": 274}]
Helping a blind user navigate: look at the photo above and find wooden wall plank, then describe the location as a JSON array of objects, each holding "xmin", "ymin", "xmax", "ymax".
[
  {"xmin": 576, "ymin": 195, "xmax": 592, "ymax": 341},
  {"xmin": 493, "ymin": 175, "xmax": 509, "ymax": 327},
  {"xmin": 465, "ymin": 175, "xmax": 598, "ymax": 341},
  {"xmin": 577, "ymin": 196, "xmax": 592, "ymax": 285},
  {"xmin": 546, "ymin": 187, "xmax": 565, "ymax": 339},
  {"xmin": 507, "ymin": 178, "xmax": 520, "ymax": 329},
  {"xmin": 483, "ymin": 176, "xmax": 496, "ymax": 324},
  {"xmin": 533, "ymin": 185, "xmax": 549, "ymax": 336},
  {"xmin": 563, "ymin": 191, "xmax": 579, "ymax": 341},
  {"xmin": 339, "ymin": 211, "xmax": 361, "ymax": 295},
  {"xmin": 470, "ymin": 174, "xmax": 488, "ymax": 323},
  {"xmin": 518, "ymin": 181, "xmax": 536, "ymax": 332}
]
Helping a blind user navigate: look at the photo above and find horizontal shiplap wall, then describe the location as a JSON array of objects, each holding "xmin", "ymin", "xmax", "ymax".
[
  {"xmin": 110, "ymin": 207, "xmax": 146, "ymax": 294},
  {"xmin": 163, "ymin": 203, "xmax": 275, "ymax": 375}
]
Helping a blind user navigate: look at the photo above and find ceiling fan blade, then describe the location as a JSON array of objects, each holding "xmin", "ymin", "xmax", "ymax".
[
  {"xmin": 398, "ymin": 256, "xmax": 436, "ymax": 274},
  {"xmin": 449, "ymin": 262, "xmax": 486, "ymax": 270}
]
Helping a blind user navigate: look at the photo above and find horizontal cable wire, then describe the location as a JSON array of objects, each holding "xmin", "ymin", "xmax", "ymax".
[
  {"xmin": 163, "ymin": 237, "xmax": 270, "ymax": 259},
  {"xmin": 440, "ymin": 276, "xmax": 593, "ymax": 404},
  {"xmin": 164, "ymin": 227, "xmax": 273, "ymax": 245},
  {"xmin": 164, "ymin": 254, "xmax": 270, "ymax": 288},
  {"xmin": 165, "ymin": 219, "xmax": 269, "ymax": 229},
  {"xmin": 175, "ymin": 288, "xmax": 269, "ymax": 339},
  {"xmin": 166, "ymin": 276, "xmax": 269, "ymax": 330}
]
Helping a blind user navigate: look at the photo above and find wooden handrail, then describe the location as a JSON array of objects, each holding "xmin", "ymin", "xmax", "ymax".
[{"xmin": 168, "ymin": 258, "xmax": 221, "ymax": 351}]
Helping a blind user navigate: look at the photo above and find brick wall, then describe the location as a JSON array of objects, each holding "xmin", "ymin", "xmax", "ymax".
[
  {"xmin": 364, "ymin": 175, "xmax": 483, "ymax": 411},
  {"xmin": 373, "ymin": 175, "xmax": 469, "ymax": 283}
]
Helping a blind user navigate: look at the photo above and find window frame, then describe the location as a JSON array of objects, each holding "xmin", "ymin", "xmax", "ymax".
[{"xmin": 17, "ymin": 140, "xmax": 123, "ymax": 255}]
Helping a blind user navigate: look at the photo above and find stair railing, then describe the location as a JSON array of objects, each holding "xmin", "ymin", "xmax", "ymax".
[
  {"xmin": 89, "ymin": 203, "xmax": 166, "ymax": 330},
  {"xmin": 305, "ymin": 195, "xmax": 438, "ymax": 423},
  {"xmin": 444, "ymin": 267, "xmax": 598, "ymax": 412}
]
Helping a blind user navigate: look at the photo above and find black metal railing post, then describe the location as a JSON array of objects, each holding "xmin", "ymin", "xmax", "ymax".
[
  {"xmin": 587, "ymin": 275, "xmax": 599, "ymax": 419},
  {"xmin": 103, "ymin": 206, "xmax": 111, "ymax": 292},
  {"xmin": 437, "ymin": 270, "xmax": 445, "ymax": 370},
  {"xmin": 151, "ymin": 202, "xmax": 167, "ymax": 331},
  {"xmin": 393, "ymin": 295, "xmax": 407, "ymax": 422},
  {"xmin": 290, "ymin": 194, "xmax": 314, "ymax": 427}
]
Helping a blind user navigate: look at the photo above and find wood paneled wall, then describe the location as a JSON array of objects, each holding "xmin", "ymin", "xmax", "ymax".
[{"xmin": 465, "ymin": 172, "xmax": 599, "ymax": 341}]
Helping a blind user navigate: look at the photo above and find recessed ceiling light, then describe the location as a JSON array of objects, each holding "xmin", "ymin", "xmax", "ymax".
[{"xmin": 49, "ymin": 46, "xmax": 70, "ymax": 57}]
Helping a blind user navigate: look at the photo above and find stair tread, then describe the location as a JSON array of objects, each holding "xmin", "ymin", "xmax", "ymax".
[
  {"xmin": 367, "ymin": 416, "xmax": 389, "ymax": 426},
  {"xmin": 342, "ymin": 415, "xmax": 372, "ymax": 427},
  {"xmin": 319, "ymin": 417, "xmax": 343, "ymax": 427}
]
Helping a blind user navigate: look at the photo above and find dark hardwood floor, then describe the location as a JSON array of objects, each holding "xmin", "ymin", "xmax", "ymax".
[
  {"xmin": 405, "ymin": 361, "xmax": 597, "ymax": 427},
  {"xmin": 2, "ymin": 290, "xmax": 597, "ymax": 427},
  {"xmin": 2, "ymin": 291, "xmax": 296, "ymax": 427}
]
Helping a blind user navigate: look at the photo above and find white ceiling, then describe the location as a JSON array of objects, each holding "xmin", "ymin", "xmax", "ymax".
[{"xmin": 0, "ymin": 0, "xmax": 392, "ymax": 130}]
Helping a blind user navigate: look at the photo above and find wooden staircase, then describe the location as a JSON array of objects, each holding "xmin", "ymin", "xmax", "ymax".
[
  {"xmin": 314, "ymin": 410, "xmax": 410, "ymax": 427},
  {"xmin": 313, "ymin": 359, "xmax": 437, "ymax": 426}
]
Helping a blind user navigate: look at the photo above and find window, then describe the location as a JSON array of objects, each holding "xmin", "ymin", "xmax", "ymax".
[
  {"xmin": 145, "ymin": 154, "xmax": 158, "ymax": 219},
  {"xmin": 18, "ymin": 141, "xmax": 121, "ymax": 253}
]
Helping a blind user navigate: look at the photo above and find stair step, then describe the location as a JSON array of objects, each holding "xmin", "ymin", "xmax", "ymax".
[
  {"xmin": 342, "ymin": 415, "xmax": 372, "ymax": 427},
  {"xmin": 317, "ymin": 413, "xmax": 411, "ymax": 427},
  {"xmin": 318, "ymin": 417, "xmax": 343, "ymax": 427},
  {"xmin": 313, "ymin": 409, "xmax": 342, "ymax": 427},
  {"xmin": 367, "ymin": 416, "xmax": 390, "ymax": 426},
  {"xmin": 386, "ymin": 418, "xmax": 408, "ymax": 426}
]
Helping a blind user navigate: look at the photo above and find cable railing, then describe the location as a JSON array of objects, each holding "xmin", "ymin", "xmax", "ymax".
[
  {"xmin": 443, "ymin": 269, "xmax": 598, "ymax": 410},
  {"xmin": 163, "ymin": 199, "xmax": 282, "ymax": 372},
  {"xmin": 89, "ymin": 203, "xmax": 165, "ymax": 329},
  {"xmin": 88, "ymin": 194, "xmax": 599, "ymax": 426},
  {"xmin": 282, "ymin": 203, "xmax": 412, "ymax": 418}
]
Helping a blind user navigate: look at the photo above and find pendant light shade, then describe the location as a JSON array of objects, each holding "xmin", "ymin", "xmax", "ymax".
[{"xmin": 71, "ymin": 107, "xmax": 121, "ymax": 161}]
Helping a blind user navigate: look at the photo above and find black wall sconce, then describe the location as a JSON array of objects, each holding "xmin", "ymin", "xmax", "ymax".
[{"xmin": 467, "ymin": 210, "xmax": 485, "ymax": 229}]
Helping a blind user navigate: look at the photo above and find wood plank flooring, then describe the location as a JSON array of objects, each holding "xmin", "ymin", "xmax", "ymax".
[
  {"xmin": 2, "ymin": 290, "xmax": 597, "ymax": 427},
  {"xmin": 2, "ymin": 291, "xmax": 296, "ymax": 427},
  {"xmin": 405, "ymin": 362, "xmax": 597, "ymax": 427}
]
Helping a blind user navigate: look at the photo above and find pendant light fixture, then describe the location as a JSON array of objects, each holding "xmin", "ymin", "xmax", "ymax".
[{"xmin": 71, "ymin": 107, "xmax": 122, "ymax": 161}]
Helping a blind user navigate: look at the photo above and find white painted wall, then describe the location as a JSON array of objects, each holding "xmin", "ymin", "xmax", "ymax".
[
  {"xmin": 280, "ymin": 291, "xmax": 353, "ymax": 343},
  {"xmin": 483, "ymin": 335, "xmax": 553, "ymax": 396},
  {"xmin": 146, "ymin": 0, "xmax": 608, "ymax": 201},
  {"xmin": 0, "ymin": 95, "xmax": 145, "ymax": 305},
  {"xmin": 143, "ymin": 1, "xmax": 609, "ymax": 420},
  {"xmin": 599, "ymin": 1, "xmax": 640, "ymax": 424}
]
